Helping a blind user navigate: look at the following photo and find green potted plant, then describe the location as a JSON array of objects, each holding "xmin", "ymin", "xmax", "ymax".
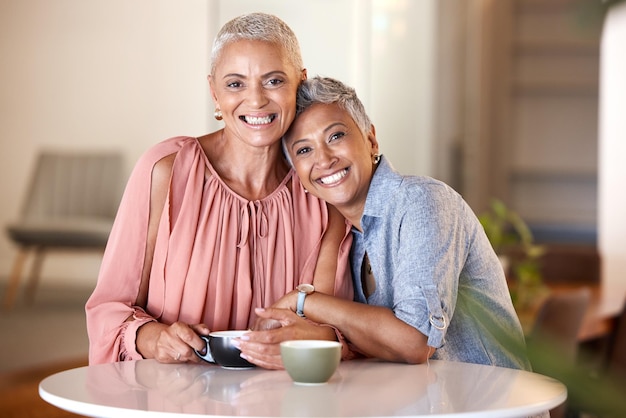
[{"xmin": 478, "ymin": 199, "xmax": 548, "ymax": 311}]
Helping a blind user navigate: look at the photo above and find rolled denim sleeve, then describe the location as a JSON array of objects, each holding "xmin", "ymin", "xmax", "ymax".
[{"xmin": 374, "ymin": 182, "xmax": 465, "ymax": 349}]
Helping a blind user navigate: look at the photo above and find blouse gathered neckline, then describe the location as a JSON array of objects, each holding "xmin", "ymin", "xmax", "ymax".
[{"xmin": 191, "ymin": 136, "xmax": 295, "ymax": 204}]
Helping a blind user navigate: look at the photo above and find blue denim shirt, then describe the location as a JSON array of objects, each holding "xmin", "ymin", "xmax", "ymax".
[{"xmin": 351, "ymin": 156, "xmax": 530, "ymax": 370}]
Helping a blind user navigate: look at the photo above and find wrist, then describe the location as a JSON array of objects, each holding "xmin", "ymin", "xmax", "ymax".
[
  {"xmin": 296, "ymin": 283, "xmax": 315, "ymax": 317},
  {"xmin": 136, "ymin": 321, "xmax": 162, "ymax": 359},
  {"xmin": 272, "ymin": 290, "xmax": 299, "ymax": 310}
]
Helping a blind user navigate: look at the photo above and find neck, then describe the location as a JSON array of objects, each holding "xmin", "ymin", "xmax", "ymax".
[
  {"xmin": 336, "ymin": 204, "xmax": 365, "ymax": 232},
  {"xmin": 200, "ymin": 130, "xmax": 290, "ymax": 200}
]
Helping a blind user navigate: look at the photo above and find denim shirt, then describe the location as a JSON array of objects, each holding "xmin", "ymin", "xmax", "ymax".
[{"xmin": 350, "ymin": 156, "xmax": 530, "ymax": 370}]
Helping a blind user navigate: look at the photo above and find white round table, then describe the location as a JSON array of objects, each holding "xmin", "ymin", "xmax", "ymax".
[{"xmin": 40, "ymin": 358, "xmax": 566, "ymax": 417}]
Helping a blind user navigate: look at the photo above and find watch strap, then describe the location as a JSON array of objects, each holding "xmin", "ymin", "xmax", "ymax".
[{"xmin": 296, "ymin": 290, "xmax": 307, "ymax": 317}]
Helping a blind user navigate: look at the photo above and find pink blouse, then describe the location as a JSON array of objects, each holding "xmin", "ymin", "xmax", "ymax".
[{"xmin": 86, "ymin": 136, "xmax": 353, "ymax": 364}]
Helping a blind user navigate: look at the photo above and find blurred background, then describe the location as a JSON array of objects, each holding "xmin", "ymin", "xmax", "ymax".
[{"xmin": 0, "ymin": 0, "xmax": 624, "ymax": 409}]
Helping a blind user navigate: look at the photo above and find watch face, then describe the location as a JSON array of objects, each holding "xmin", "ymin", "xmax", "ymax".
[{"xmin": 297, "ymin": 283, "xmax": 314, "ymax": 294}]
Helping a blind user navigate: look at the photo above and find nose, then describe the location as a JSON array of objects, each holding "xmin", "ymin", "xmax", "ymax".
[
  {"xmin": 247, "ymin": 83, "xmax": 269, "ymax": 107},
  {"xmin": 315, "ymin": 145, "xmax": 337, "ymax": 168}
]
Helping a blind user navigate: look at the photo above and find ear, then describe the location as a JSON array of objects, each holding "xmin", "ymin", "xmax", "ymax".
[
  {"xmin": 208, "ymin": 75, "xmax": 219, "ymax": 104},
  {"xmin": 301, "ymin": 68, "xmax": 308, "ymax": 81},
  {"xmin": 367, "ymin": 124, "xmax": 379, "ymax": 155}
]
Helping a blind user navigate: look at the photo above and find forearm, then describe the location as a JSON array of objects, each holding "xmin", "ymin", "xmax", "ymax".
[
  {"xmin": 302, "ymin": 292, "xmax": 431, "ymax": 364},
  {"xmin": 311, "ymin": 205, "xmax": 347, "ymax": 295}
]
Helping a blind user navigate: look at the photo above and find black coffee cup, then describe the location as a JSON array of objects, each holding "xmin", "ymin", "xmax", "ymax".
[{"xmin": 194, "ymin": 330, "xmax": 255, "ymax": 369}]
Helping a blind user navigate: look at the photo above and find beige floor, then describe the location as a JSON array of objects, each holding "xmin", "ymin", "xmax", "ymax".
[{"xmin": 0, "ymin": 280, "xmax": 92, "ymax": 373}]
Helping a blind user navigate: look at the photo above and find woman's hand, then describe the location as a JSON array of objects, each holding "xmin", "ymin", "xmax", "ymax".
[
  {"xmin": 252, "ymin": 316, "xmax": 283, "ymax": 331},
  {"xmin": 235, "ymin": 307, "xmax": 336, "ymax": 370},
  {"xmin": 136, "ymin": 321, "xmax": 210, "ymax": 363},
  {"xmin": 250, "ymin": 289, "xmax": 297, "ymax": 331}
]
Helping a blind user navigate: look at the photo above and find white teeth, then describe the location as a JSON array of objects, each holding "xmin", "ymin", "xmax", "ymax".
[
  {"xmin": 243, "ymin": 115, "xmax": 273, "ymax": 125},
  {"xmin": 319, "ymin": 169, "xmax": 348, "ymax": 185}
]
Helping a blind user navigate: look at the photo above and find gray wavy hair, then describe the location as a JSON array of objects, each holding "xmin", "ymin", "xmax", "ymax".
[
  {"xmin": 295, "ymin": 76, "xmax": 372, "ymax": 136},
  {"xmin": 210, "ymin": 13, "xmax": 304, "ymax": 76}
]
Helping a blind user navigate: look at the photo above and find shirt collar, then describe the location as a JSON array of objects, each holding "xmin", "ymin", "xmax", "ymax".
[{"xmin": 361, "ymin": 155, "xmax": 403, "ymax": 221}]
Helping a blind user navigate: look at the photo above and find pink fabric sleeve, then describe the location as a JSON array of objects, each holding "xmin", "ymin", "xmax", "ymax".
[
  {"xmin": 86, "ymin": 138, "xmax": 185, "ymax": 364},
  {"xmin": 119, "ymin": 309, "xmax": 157, "ymax": 361}
]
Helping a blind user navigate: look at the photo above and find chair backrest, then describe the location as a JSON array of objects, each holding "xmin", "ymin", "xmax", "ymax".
[
  {"xmin": 529, "ymin": 287, "xmax": 591, "ymax": 363},
  {"xmin": 20, "ymin": 151, "xmax": 124, "ymax": 221}
]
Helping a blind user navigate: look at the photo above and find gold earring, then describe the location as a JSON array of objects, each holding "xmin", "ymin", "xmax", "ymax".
[{"xmin": 214, "ymin": 108, "xmax": 223, "ymax": 121}]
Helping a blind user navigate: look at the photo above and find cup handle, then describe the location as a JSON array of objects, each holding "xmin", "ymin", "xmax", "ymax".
[{"xmin": 194, "ymin": 335, "xmax": 215, "ymax": 363}]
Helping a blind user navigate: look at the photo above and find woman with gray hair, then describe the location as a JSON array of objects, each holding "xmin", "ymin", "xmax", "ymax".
[
  {"xmin": 239, "ymin": 76, "xmax": 530, "ymax": 371},
  {"xmin": 86, "ymin": 16, "xmax": 353, "ymax": 366}
]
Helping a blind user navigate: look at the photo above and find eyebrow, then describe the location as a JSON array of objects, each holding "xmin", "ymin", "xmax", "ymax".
[{"xmin": 220, "ymin": 70, "xmax": 289, "ymax": 80}]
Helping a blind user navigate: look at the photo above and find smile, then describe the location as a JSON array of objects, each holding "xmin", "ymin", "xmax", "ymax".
[
  {"xmin": 240, "ymin": 114, "xmax": 276, "ymax": 125},
  {"xmin": 318, "ymin": 168, "xmax": 349, "ymax": 185}
]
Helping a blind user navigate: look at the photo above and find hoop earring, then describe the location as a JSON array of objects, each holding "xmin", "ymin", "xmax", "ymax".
[
  {"xmin": 373, "ymin": 154, "xmax": 381, "ymax": 165},
  {"xmin": 214, "ymin": 108, "xmax": 223, "ymax": 121}
]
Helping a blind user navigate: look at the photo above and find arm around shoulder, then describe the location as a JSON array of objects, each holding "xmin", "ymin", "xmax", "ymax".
[{"xmin": 312, "ymin": 204, "xmax": 353, "ymax": 298}]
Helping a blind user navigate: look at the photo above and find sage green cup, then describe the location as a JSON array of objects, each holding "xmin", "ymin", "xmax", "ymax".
[{"xmin": 280, "ymin": 340, "xmax": 342, "ymax": 385}]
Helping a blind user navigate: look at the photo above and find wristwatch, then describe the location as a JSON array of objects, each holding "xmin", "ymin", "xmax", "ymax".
[{"xmin": 296, "ymin": 283, "xmax": 314, "ymax": 317}]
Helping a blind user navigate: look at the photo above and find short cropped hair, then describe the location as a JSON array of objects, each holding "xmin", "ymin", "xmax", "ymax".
[
  {"xmin": 295, "ymin": 76, "xmax": 372, "ymax": 136},
  {"xmin": 210, "ymin": 13, "xmax": 303, "ymax": 76}
]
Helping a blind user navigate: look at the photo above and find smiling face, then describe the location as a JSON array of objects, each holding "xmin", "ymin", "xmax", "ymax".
[
  {"xmin": 209, "ymin": 39, "xmax": 305, "ymax": 148},
  {"xmin": 285, "ymin": 103, "xmax": 379, "ymax": 223}
]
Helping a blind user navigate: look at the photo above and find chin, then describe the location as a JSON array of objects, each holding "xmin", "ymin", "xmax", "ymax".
[{"xmin": 320, "ymin": 193, "xmax": 348, "ymax": 208}]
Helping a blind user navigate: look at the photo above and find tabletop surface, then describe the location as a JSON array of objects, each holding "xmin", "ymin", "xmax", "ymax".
[{"xmin": 39, "ymin": 358, "xmax": 566, "ymax": 418}]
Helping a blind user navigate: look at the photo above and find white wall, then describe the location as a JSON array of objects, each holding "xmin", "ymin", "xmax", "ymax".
[
  {"xmin": 598, "ymin": 2, "xmax": 626, "ymax": 313},
  {"xmin": 0, "ymin": 0, "xmax": 213, "ymax": 284},
  {"xmin": 0, "ymin": 0, "xmax": 442, "ymax": 286}
]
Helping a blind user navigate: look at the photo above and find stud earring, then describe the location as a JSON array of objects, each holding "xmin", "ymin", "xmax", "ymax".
[
  {"xmin": 373, "ymin": 154, "xmax": 381, "ymax": 165},
  {"xmin": 214, "ymin": 108, "xmax": 223, "ymax": 121}
]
